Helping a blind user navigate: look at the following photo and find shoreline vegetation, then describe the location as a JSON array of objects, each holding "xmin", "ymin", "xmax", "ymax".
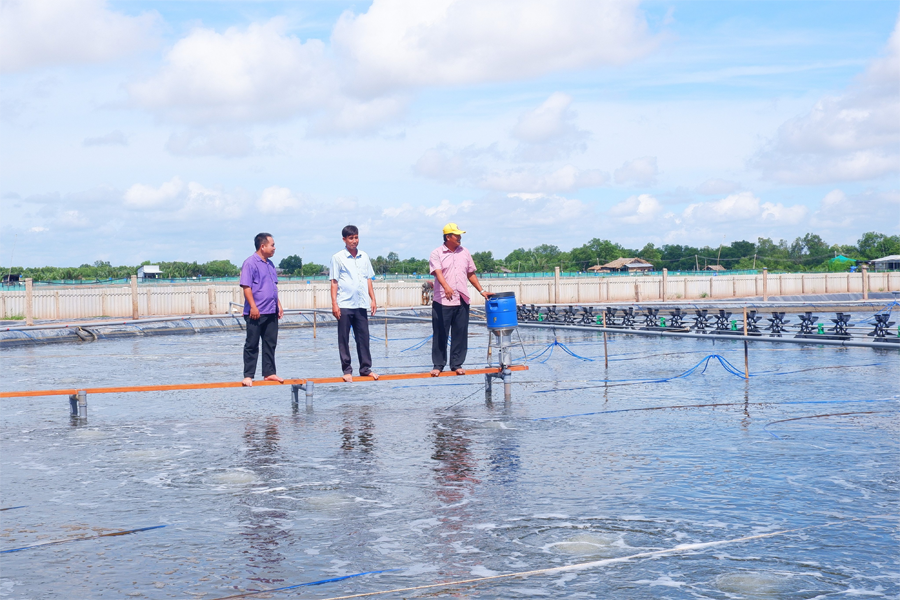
[{"xmin": 3, "ymin": 232, "xmax": 897, "ymax": 282}]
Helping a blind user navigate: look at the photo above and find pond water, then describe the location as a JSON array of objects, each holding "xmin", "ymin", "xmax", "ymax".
[{"xmin": 1, "ymin": 322, "xmax": 898, "ymax": 599}]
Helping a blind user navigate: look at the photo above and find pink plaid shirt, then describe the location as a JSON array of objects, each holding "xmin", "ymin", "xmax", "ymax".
[{"xmin": 429, "ymin": 244, "xmax": 477, "ymax": 306}]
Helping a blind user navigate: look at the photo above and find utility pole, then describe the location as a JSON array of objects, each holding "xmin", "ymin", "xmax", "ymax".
[
  {"xmin": 695, "ymin": 254, "xmax": 699, "ymax": 272},
  {"xmin": 716, "ymin": 234, "xmax": 725, "ymax": 266},
  {"xmin": 753, "ymin": 254, "xmax": 757, "ymax": 269}
]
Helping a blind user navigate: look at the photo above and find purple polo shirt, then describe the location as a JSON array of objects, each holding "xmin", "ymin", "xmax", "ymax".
[{"xmin": 239, "ymin": 253, "xmax": 279, "ymax": 315}]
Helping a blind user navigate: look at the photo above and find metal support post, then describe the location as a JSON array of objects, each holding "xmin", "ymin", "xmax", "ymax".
[
  {"xmin": 69, "ymin": 390, "xmax": 87, "ymax": 419},
  {"xmin": 291, "ymin": 381, "xmax": 315, "ymax": 408}
]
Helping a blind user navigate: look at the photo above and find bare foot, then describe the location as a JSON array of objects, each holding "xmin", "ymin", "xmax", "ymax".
[
  {"xmin": 454, "ymin": 368, "xmax": 466, "ymax": 375},
  {"xmin": 367, "ymin": 372, "xmax": 380, "ymax": 381},
  {"xmin": 264, "ymin": 374, "xmax": 284, "ymax": 383},
  {"xmin": 342, "ymin": 373, "xmax": 353, "ymax": 382},
  {"xmin": 242, "ymin": 377, "xmax": 253, "ymax": 387},
  {"xmin": 430, "ymin": 368, "xmax": 442, "ymax": 377}
]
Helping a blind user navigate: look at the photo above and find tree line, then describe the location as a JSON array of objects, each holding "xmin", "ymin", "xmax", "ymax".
[{"xmin": 4, "ymin": 232, "xmax": 897, "ymax": 281}]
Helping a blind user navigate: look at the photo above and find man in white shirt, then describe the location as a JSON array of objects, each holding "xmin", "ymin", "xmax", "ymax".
[{"xmin": 330, "ymin": 225, "xmax": 379, "ymax": 382}]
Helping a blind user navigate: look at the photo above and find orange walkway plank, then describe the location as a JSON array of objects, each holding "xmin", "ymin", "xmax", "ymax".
[{"xmin": 0, "ymin": 365, "xmax": 528, "ymax": 399}]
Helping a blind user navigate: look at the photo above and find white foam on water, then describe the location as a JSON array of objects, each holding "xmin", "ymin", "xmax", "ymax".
[
  {"xmin": 303, "ymin": 494, "xmax": 351, "ymax": 509},
  {"xmin": 121, "ymin": 449, "xmax": 178, "ymax": 461},
  {"xmin": 716, "ymin": 572, "xmax": 789, "ymax": 597},
  {"xmin": 73, "ymin": 429, "xmax": 107, "ymax": 439},
  {"xmin": 470, "ymin": 565, "xmax": 500, "ymax": 577},
  {"xmin": 0, "ymin": 579, "xmax": 19, "ymax": 598},
  {"xmin": 841, "ymin": 586, "xmax": 885, "ymax": 596},
  {"xmin": 635, "ymin": 574, "xmax": 686, "ymax": 587},
  {"xmin": 481, "ymin": 421, "xmax": 513, "ymax": 429},
  {"xmin": 208, "ymin": 470, "xmax": 258, "ymax": 485},
  {"xmin": 545, "ymin": 533, "xmax": 622, "ymax": 556}
]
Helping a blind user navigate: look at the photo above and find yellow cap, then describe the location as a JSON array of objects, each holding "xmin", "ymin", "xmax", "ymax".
[{"xmin": 442, "ymin": 222, "xmax": 466, "ymax": 235}]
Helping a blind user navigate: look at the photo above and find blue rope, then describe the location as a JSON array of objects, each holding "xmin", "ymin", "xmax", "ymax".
[
  {"xmin": 533, "ymin": 354, "xmax": 747, "ymax": 393},
  {"xmin": 0, "ymin": 506, "xmax": 26, "ymax": 511},
  {"xmin": 534, "ymin": 396, "xmax": 898, "ymax": 422},
  {"xmin": 1, "ymin": 525, "xmax": 166, "ymax": 553},
  {"xmin": 234, "ymin": 568, "xmax": 401, "ymax": 596},
  {"xmin": 763, "ymin": 408, "xmax": 900, "ymax": 439},
  {"xmin": 400, "ymin": 335, "xmax": 433, "ymax": 352}
]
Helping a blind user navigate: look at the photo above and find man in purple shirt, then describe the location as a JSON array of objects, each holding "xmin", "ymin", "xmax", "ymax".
[
  {"xmin": 240, "ymin": 232, "xmax": 284, "ymax": 387},
  {"xmin": 429, "ymin": 223, "xmax": 491, "ymax": 376}
]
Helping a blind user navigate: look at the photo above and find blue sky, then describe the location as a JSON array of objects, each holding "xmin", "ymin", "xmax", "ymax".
[{"xmin": 1, "ymin": 0, "xmax": 898, "ymax": 268}]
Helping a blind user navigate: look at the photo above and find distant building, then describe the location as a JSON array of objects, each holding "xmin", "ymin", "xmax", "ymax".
[
  {"xmin": 595, "ymin": 257, "xmax": 654, "ymax": 273},
  {"xmin": 705, "ymin": 264, "xmax": 727, "ymax": 272},
  {"xmin": 870, "ymin": 255, "xmax": 900, "ymax": 271},
  {"xmin": 137, "ymin": 265, "xmax": 162, "ymax": 280},
  {"xmin": 2, "ymin": 274, "xmax": 20, "ymax": 284}
]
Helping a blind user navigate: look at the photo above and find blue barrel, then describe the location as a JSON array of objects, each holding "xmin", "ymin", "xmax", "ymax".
[{"xmin": 485, "ymin": 292, "xmax": 518, "ymax": 329}]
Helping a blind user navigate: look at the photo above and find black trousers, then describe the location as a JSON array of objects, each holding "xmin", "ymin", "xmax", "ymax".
[
  {"xmin": 432, "ymin": 300, "xmax": 469, "ymax": 371},
  {"xmin": 244, "ymin": 313, "xmax": 278, "ymax": 378},
  {"xmin": 338, "ymin": 308, "xmax": 373, "ymax": 375}
]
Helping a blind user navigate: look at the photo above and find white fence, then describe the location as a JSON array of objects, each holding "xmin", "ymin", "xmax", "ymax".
[{"xmin": 2, "ymin": 271, "xmax": 898, "ymax": 321}]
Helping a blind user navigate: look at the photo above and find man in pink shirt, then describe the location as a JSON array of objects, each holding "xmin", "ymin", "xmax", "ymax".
[{"xmin": 429, "ymin": 223, "xmax": 492, "ymax": 376}]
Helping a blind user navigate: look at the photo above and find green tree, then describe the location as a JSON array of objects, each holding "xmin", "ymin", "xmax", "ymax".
[
  {"xmin": 472, "ymin": 251, "xmax": 496, "ymax": 273},
  {"xmin": 201, "ymin": 260, "xmax": 239, "ymax": 277},
  {"xmin": 301, "ymin": 262, "xmax": 326, "ymax": 277},
  {"xmin": 857, "ymin": 232, "xmax": 900, "ymax": 259},
  {"xmin": 638, "ymin": 243, "xmax": 662, "ymax": 268},
  {"xmin": 570, "ymin": 238, "xmax": 629, "ymax": 270},
  {"xmin": 278, "ymin": 255, "xmax": 303, "ymax": 275}
]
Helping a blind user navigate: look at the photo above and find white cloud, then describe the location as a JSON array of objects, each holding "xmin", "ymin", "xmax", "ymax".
[
  {"xmin": 512, "ymin": 92, "xmax": 588, "ymax": 161},
  {"xmin": 0, "ymin": 0, "xmax": 157, "ymax": 73},
  {"xmin": 54, "ymin": 209, "xmax": 89, "ymax": 228},
  {"xmin": 413, "ymin": 144, "xmax": 490, "ymax": 182},
  {"xmin": 414, "ymin": 144, "xmax": 607, "ymax": 192},
  {"xmin": 333, "ymin": 0, "xmax": 657, "ymax": 95},
  {"xmin": 83, "ymin": 130, "xmax": 127, "ymax": 147},
  {"xmin": 165, "ymin": 129, "xmax": 256, "ymax": 158},
  {"xmin": 811, "ymin": 188, "xmax": 900, "ymax": 230},
  {"xmin": 123, "ymin": 177, "xmax": 184, "ymax": 210},
  {"xmin": 614, "ymin": 156, "xmax": 658, "ymax": 186},
  {"xmin": 257, "ymin": 186, "xmax": 302, "ymax": 215},
  {"xmin": 697, "ymin": 178, "xmax": 740, "ymax": 195},
  {"xmin": 480, "ymin": 165, "xmax": 608, "ymax": 193},
  {"xmin": 28, "ymin": 226, "xmax": 48, "ymax": 233},
  {"xmin": 128, "ymin": 20, "xmax": 336, "ymax": 125},
  {"xmin": 682, "ymin": 191, "xmax": 808, "ymax": 225},
  {"xmin": 754, "ymin": 17, "xmax": 900, "ymax": 184},
  {"xmin": 127, "ymin": 1, "xmax": 656, "ymax": 133},
  {"xmin": 608, "ymin": 194, "xmax": 663, "ymax": 224}
]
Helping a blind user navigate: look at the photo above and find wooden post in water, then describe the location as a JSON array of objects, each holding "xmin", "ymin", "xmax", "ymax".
[
  {"xmin": 742, "ymin": 306, "xmax": 749, "ymax": 380},
  {"xmin": 24, "ymin": 278, "xmax": 33, "ymax": 326},
  {"xmin": 130, "ymin": 275, "xmax": 139, "ymax": 320},
  {"xmin": 384, "ymin": 310, "xmax": 388, "ymax": 349},
  {"xmin": 602, "ymin": 311, "xmax": 609, "ymax": 370},
  {"xmin": 312, "ymin": 288, "xmax": 317, "ymax": 338}
]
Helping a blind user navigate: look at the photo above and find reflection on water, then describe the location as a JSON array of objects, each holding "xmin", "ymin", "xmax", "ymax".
[
  {"xmin": 0, "ymin": 323, "xmax": 897, "ymax": 599},
  {"xmin": 240, "ymin": 417, "xmax": 291, "ymax": 583}
]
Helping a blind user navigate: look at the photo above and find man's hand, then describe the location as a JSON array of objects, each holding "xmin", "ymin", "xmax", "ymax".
[
  {"xmin": 370, "ymin": 301, "xmax": 377, "ymax": 316},
  {"xmin": 443, "ymin": 285, "xmax": 455, "ymax": 300},
  {"xmin": 278, "ymin": 305, "xmax": 284, "ymax": 319},
  {"xmin": 249, "ymin": 306, "xmax": 260, "ymax": 320},
  {"xmin": 332, "ymin": 305, "xmax": 341, "ymax": 320}
]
